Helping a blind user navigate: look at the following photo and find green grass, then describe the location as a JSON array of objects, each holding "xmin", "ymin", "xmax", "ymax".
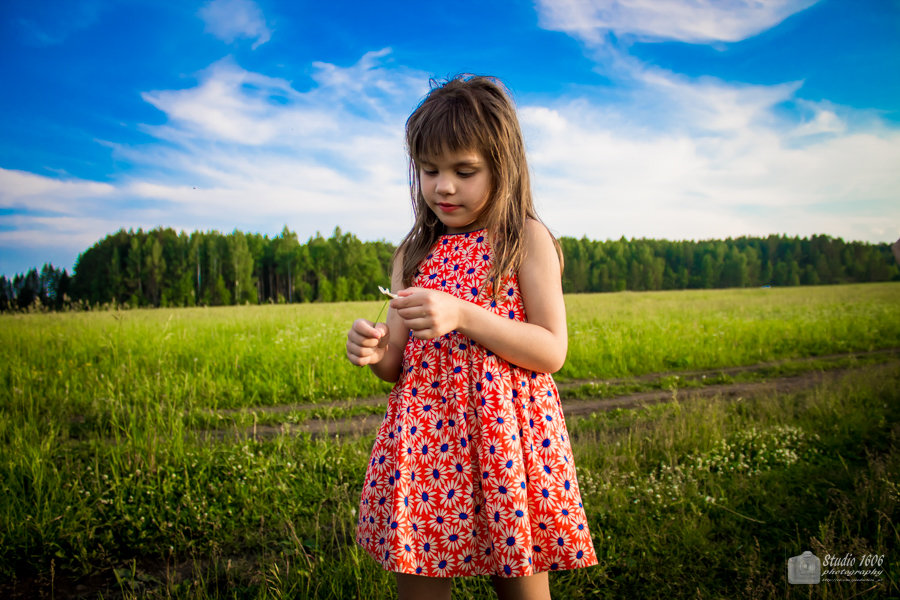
[
  {"xmin": 1, "ymin": 282, "xmax": 899, "ymax": 598},
  {"xmin": 5, "ymin": 364, "xmax": 896, "ymax": 599},
  {"xmin": 562, "ymin": 283, "xmax": 900, "ymax": 379}
]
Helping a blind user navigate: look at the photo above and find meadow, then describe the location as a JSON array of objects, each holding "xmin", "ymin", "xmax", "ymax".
[{"xmin": 1, "ymin": 282, "xmax": 899, "ymax": 598}]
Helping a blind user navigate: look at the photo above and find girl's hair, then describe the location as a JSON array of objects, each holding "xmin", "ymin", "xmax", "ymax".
[{"xmin": 397, "ymin": 74, "xmax": 561, "ymax": 294}]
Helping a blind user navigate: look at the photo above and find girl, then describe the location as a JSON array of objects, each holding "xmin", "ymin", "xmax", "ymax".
[{"xmin": 346, "ymin": 75, "xmax": 597, "ymax": 600}]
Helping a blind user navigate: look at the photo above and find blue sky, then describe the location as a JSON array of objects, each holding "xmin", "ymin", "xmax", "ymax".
[{"xmin": 1, "ymin": 0, "xmax": 898, "ymax": 277}]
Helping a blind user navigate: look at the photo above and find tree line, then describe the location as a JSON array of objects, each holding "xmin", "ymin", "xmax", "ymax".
[
  {"xmin": 559, "ymin": 234, "xmax": 899, "ymax": 293},
  {"xmin": 1, "ymin": 228, "xmax": 897, "ymax": 311}
]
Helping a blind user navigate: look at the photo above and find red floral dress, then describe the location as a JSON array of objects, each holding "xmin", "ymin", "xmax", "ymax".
[{"xmin": 356, "ymin": 229, "xmax": 598, "ymax": 578}]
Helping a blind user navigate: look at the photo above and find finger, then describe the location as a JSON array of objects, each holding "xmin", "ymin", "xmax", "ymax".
[
  {"xmin": 353, "ymin": 318, "xmax": 383, "ymax": 339},
  {"xmin": 347, "ymin": 328, "xmax": 379, "ymax": 348},
  {"xmin": 374, "ymin": 322, "xmax": 390, "ymax": 347},
  {"xmin": 347, "ymin": 339, "xmax": 381, "ymax": 364},
  {"xmin": 347, "ymin": 330, "xmax": 384, "ymax": 348},
  {"xmin": 389, "ymin": 296, "xmax": 412, "ymax": 310},
  {"xmin": 390, "ymin": 288, "xmax": 423, "ymax": 309},
  {"xmin": 347, "ymin": 342, "xmax": 375, "ymax": 360},
  {"xmin": 395, "ymin": 306, "xmax": 419, "ymax": 320},
  {"xmin": 410, "ymin": 328, "xmax": 434, "ymax": 340},
  {"xmin": 396, "ymin": 308, "xmax": 426, "ymax": 322},
  {"xmin": 349, "ymin": 351, "xmax": 377, "ymax": 367},
  {"xmin": 346, "ymin": 346, "xmax": 366, "ymax": 366},
  {"xmin": 402, "ymin": 318, "xmax": 433, "ymax": 335}
]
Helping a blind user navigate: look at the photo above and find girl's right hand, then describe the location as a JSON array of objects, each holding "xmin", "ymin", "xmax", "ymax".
[{"xmin": 346, "ymin": 319, "xmax": 390, "ymax": 366}]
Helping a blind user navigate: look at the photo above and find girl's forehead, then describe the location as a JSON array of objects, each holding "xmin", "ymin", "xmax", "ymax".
[{"xmin": 417, "ymin": 148, "xmax": 486, "ymax": 166}]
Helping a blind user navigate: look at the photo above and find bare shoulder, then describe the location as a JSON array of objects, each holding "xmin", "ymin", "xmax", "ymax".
[
  {"xmin": 523, "ymin": 217, "xmax": 550, "ymax": 242},
  {"xmin": 522, "ymin": 218, "xmax": 561, "ymax": 270}
]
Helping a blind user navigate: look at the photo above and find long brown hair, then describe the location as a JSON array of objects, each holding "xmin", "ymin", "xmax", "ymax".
[{"xmin": 397, "ymin": 75, "xmax": 561, "ymax": 295}]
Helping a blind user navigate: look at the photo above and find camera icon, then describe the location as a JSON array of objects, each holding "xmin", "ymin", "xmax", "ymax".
[{"xmin": 788, "ymin": 551, "xmax": 821, "ymax": 584}]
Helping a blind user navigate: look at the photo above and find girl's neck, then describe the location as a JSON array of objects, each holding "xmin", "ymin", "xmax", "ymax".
[{"xmin": 441, "ymin": 227, "xmax": 485, "ymax": 236}]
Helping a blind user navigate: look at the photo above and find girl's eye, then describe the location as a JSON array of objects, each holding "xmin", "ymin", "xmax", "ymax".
[{"xmin": 457, "ymin": 171, "xmax": 475, "ymax": 178}]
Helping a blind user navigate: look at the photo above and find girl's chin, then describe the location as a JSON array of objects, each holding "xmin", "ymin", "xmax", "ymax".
[{"xmin": 430, "ymin": 208, "xmax": 484, "ymax": 234}]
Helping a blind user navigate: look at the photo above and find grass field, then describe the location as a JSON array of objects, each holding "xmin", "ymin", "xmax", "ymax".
[{"xmin": 1, "ymin": 283, "xmax": 898, "ymax": 598}]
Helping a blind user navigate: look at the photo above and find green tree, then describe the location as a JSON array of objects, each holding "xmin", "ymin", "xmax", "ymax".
[
  {"xmin": 228, "ymin": 231, "xmax": 256, "ymax": 304},
  {"xmin": 125, "ymin": 234, "xmax": 144, "ymax": 306},
  {"xmin": 109, "ymin": 245, "xmax": 123, "ymax": 303},
  {"xmin": 144, "ymin": 236, "xmax": 166, "ymax": 307},
  {"xmin": 275, "ymin": 226, "xmax": 300, "ymax": 303}
]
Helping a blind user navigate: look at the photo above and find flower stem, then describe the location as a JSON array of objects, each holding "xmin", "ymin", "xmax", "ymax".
[{"xmin": 373, "ymin": 298, "xmax": 389, "ymax": 324}]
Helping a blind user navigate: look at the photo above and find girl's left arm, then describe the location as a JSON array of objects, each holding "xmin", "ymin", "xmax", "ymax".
[{"xmin": 390, "ymin": 219, "xmax": 567, "ymax": 373}]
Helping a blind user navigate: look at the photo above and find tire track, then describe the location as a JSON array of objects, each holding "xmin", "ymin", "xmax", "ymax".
[{"xmin": 195, "ymin": 349, "xmax": 900, "ymax": 441}]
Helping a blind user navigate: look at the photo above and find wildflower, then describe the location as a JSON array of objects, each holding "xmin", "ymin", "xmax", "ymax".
[{"xmin": 378, "ymin": 285, "xmax": 399, "ymax": 299}]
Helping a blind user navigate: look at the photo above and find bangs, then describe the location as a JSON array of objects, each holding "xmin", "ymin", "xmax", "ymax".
[{"xmin": 407, "ymin": 92, "xmax": 490, "ymax": 164}]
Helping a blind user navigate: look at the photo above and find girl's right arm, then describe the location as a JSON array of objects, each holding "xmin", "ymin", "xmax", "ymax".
[{"xmin": 345, "ymin": 252, "xmax": 409, "ymax": 383}]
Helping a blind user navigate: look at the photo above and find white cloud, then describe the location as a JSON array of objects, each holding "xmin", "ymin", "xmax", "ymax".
[
  {"xmin": 536, "ymin": 0, "xmax": 819, "ymax": 45},
  {"xmin": 520, "ymin": 71, "xmax": 900, "ymax": 243},
  {"xmin": 0, "ymin": 168, "xmax": 116, "ymax": 214},
  {"xmin": 1, "ymin": 50, "xmax": 429, "ymax": 276},
  {"xmin": 0, "ymin": 215, "xmax": 117, "ymax": 250},
  {"xmin": 198, "ymin": 0, "xmax": 271, "ymax": 49},
  {"xmin": 0, "ymin": 168, "xmax": 168, "ymax": 273},
  {"xmin": 527, "ymin": 0, "xmax": 898, "ymax": 243},
  {"xmin": 142, "ymin": 58, "xmax": 336, "ymax": 145},
  {"xmin": 129, "ymin": 50, "xmax": 426, "ymax": 242}
]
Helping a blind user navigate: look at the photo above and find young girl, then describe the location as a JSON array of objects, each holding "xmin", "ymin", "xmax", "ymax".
[{"xmin": 345, "ymin": 75, "xmax": 597, "ymax": 600}]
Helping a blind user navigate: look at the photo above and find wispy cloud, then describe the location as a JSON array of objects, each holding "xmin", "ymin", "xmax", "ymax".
[
  {"xmin": 128, "ymin": 49, "xmax": 426, "ymax": 235},
  {"xmin": 198, "ymin": 0, "xmax": 272, "ymax": 49},
  {"xmin": 536, "ymin": 0, "xmax": 819, "ymax": 45},
  {"xmin": 14, "ymin": 1, "xmax": 105, "ymax": 46},
  {"xmin": 1, "ymin": 50, "xmax": 429, "ymax": 275},
  {"xmin": 0, "ymin": 168, "xmax": 116, "ymax": 215}
]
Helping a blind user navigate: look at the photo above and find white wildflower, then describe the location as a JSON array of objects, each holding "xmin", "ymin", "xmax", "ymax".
[{"xmin": 378, "ymin": 286, "xmax": 399, "ymax": 299}]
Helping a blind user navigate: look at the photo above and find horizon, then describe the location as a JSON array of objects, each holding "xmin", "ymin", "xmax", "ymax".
[
  {"xmin": 2, "ymin": 0, "xmax": 898, "ymax": 277},
  {"xmin": 5, "ymin": 225, "xmax": 897, "ymax": 280}
]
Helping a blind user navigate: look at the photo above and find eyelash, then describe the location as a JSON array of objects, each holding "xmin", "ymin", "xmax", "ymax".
[{"xmin": 422, "ymin": 170, "xmax": 475, "ymax": 178}]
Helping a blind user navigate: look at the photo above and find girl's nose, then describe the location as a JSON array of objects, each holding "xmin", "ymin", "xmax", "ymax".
[{"xmin": 434, "ymin": 173, "xmax": 454, "ymax": 195}]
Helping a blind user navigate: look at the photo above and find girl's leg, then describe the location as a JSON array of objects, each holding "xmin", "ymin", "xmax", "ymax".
[
  {"xmin": 491, "ymin": 571, "xmax": 551, "ymax": 600},
  {"xmin": 395, "ymin": 572, "xmax": 452, "ymax": 600}
]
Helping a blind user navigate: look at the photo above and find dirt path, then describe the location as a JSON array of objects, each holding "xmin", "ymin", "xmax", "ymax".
[{"xmin": 198, "ymin": 349, "xmax": 900, "ymax": 441}]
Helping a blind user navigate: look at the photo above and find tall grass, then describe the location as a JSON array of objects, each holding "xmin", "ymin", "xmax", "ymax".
[
  {"xmin": 1, "ymin": 283, "xmax": 898, "ymax": 597},
  {"xmin": 563, "ymin": 283, "xmax": 900, "ymax": 378}
]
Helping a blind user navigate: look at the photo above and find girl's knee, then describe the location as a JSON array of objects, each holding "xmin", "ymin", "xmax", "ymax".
[
  {"xmin": 491, "ymin": 571, "xmax": 551, "ymax": 600},
  {"xmin": 395, "ymin": 572, "xmax": 452, "ymax": 600}
]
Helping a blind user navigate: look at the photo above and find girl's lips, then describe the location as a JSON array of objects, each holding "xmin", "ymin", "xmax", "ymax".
[{"xmin": 437, "ymin": 203, "xmax": 459, "ymax": 213}]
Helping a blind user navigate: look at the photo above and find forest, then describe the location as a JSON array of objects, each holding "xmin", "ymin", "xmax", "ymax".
[{"xmin": 1, "ymin": 226, "xmax": 898, "ymax": 311}]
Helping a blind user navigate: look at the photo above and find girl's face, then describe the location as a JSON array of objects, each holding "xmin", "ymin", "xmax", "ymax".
[{"xmin": 419, "ymin": 149, "xmax": 491, "ymax": 234}]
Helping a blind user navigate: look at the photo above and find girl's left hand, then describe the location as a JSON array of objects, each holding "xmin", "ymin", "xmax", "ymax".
[{"xmin": 391, "ymin": 287, "xmax": 464, "ymax": 340}]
